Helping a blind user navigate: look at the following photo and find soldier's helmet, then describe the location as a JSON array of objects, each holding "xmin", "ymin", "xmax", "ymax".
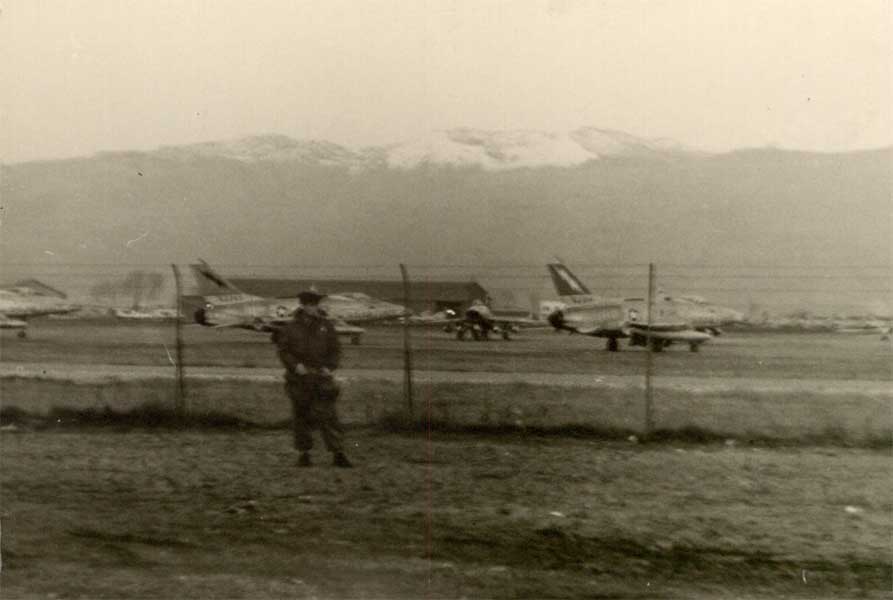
[{"xmin": 298, "ymin": 289, "xmax": 325, "ymax": 305}]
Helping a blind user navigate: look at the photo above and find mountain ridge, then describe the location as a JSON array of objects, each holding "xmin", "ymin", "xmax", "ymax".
[
  {"xmin": 2, "ymin": 130, "xmax": 889, "ymax": 313},
  {"xmin": 10, "ymin": 128, "xmax": 709, "ymax": 170}
]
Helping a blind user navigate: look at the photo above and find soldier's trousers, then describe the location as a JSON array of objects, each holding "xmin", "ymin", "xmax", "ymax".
[{"xmin": 285, "ymin": 376, "xmax": 344, "ymax": 454}]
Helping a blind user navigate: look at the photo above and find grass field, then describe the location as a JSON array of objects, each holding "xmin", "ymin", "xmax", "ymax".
[
  {"xmin": 0, "ymin": 370, "xmax": 893, "ymax": 447},
  {"xmin": 2, "ymin": 376, "xmax": 890, "ymax": 446}
]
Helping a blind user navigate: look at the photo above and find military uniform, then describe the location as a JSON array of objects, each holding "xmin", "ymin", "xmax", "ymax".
[{"xmin": 272, "ymin": 306, "xmax": 348, "ymax": 464}]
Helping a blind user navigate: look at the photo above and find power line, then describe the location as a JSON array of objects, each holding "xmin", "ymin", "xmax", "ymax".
[
  {"xmin": 4, "ymin": 270, "xmax": 891, "ymax": 280},
  {"xmin": 3, "ymin": 261, "xmax": 892, "ymax": 270}
]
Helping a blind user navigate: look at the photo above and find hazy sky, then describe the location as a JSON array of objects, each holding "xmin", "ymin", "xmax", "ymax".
[{"xmin": 2, "ymin": 0, "xmax": 890, "ymax": 162}]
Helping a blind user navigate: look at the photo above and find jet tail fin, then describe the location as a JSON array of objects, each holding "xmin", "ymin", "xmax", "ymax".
[
  {"xmin": 547, "ymin": 263, "xmax": 592, "ymax": 298},
  {"xmin": 190, "ymin": 259, "xmax": 246, "ymax": 295}
]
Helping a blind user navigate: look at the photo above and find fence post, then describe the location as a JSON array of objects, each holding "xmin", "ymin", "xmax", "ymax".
[
  {"xmin": 171, "ymin": 264, "xmax": 187, "ymax": 416},
  {"xmin": 399, "ymin": 263, "xmax": 414, "ymax": 417},
  {"xmin": 644, "ymin": 262, "xmax": 655, "ymax": 435}
]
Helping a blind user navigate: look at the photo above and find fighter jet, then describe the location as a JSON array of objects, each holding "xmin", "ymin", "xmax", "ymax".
[
  {"xmin": 0, "ymin": 281, "xmax": 81, "ymax": 338},
  {"xmin": 190, "ymin": 260, "xmax": 406, "ymax": 344},
  {"xmin": 545, "ymin": 262, "xmax": 713, "ymax": 352},
  {"xmin": 411, "ymin": 300, "xmax": 540, "ymax": 341}
]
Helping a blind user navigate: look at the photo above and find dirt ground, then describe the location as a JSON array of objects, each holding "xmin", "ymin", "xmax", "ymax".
[
  {"xmin": 1, "ymin": 428, "xmax": 890, "ymax": 599},
  {"xmin": 2, "ymin": 320, "xmax": 890, "ymax": 598}
]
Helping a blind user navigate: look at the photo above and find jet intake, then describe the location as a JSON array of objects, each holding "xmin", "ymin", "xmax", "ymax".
[
  {"xmin": 465, "ymin": 307, "xmax": 486, "ymax": 322},
  {"xmin": 547, "ymin": 309, "xmax": 566, "ymax": 331}
]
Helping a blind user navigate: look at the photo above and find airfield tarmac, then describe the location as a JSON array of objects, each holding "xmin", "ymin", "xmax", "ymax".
[
  {"xmin": 2, "ymin": 318, "xmax": 892, "ymax": 381},
  {"xmin": 1, "ymin": 320, "xmax": 891, "ymax": 598}
]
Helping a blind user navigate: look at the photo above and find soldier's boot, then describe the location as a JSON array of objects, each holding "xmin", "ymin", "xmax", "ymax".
[
  {"xmin": 298, "ymin": 452, "xmax": 312, "ymax": 468},
  {"xmin": 333, "ymin": 452, "xmax": 353, "ymax": 469}
]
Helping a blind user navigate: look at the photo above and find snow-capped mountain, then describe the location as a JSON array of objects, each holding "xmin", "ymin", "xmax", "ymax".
[
  {"xmin": 387, "ymin": 127, "xmax": 697, "ymax": 169},
  {"xmin": 387, "ymin": 129, "xmax": 585, "ymax": 169},
  {"xmin": 151, "ymin": 128, "xmax": 697, "ymax": 170}
]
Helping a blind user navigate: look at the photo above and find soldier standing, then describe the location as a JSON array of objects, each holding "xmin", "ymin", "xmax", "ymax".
[{"xmin": 272, "ymin": 289, "xmax": 352, "ymax": 468}]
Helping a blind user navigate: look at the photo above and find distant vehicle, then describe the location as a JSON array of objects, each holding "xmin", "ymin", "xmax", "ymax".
[
  {"xmin": 190, "ymin": 260, "xmax": 406, "ymax": 345},
  {"xmin": 545, "ymin": 262, "xmax": 713, "ymax": 352},
  {"xmin": 410, "ymin": 300, "xmax": 540, "ymax": 341},
  {"xmin": 0, "ymin": 281, "xmax": 81, "ymax": 338}
]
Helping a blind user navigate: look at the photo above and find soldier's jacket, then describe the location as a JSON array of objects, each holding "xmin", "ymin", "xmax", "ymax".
[{"xmin": 272, "ymin": 309, "xmax": 341, "ymax": 377}]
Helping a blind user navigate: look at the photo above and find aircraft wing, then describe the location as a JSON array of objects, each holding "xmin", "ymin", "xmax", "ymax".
[
  {"xmin": 0, "ymin": 314, "xmax": 28, "ymax": 329},
  {"xmin": 407, "ymin": 317, "xmax": 456, "ymax": 326},
  {"xmin": 639, "ymin": 328, "xmax": 713, "ymax": 343},
  {"xmin": 627, "ymin": 323, "xmax": 712, "ymax": 350},
  {"xmin": 405, "ymin": 310, "xmax": 460, "ymax": 326},
  {"xmin": 332, "ymin": 320, "xmax": 365, "ymax": 335},
  {"xmin": 490, "ymin": 315, "xmax": 542, "ymax": 327},
  {"xmin": 490, "ymin": 317, "xmax": 550, "ymax": 331},
  {"xmin": 574, "ymin": 325, "xmax": 625, "ymax": 336}
]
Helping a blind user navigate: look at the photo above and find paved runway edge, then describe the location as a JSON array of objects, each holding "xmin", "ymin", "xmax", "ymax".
[{"xmin": 2, "ymin": 362, "xmax": 890, "ymax": 396}]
